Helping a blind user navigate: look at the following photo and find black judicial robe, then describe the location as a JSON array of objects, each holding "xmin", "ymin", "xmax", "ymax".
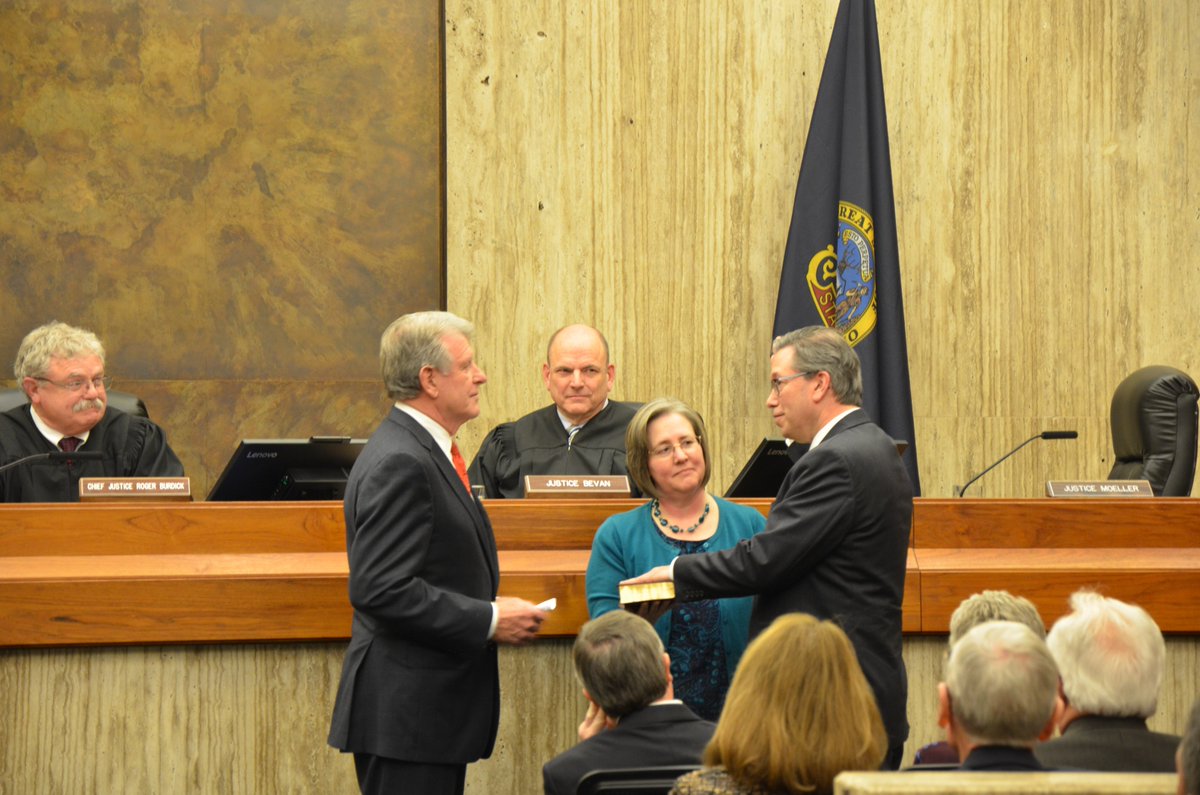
[
  {"xmin": 0, "ymin": 404, "xmax": 184, "ymax": 503},
  {"xmin": 468, "ymin": 401, "xmax": 640, "ymax": 498}
]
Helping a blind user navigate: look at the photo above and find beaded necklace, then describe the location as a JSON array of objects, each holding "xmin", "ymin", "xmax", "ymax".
[{"xmin": 651, "ymin": 498, "xmax": 711, "ymax": 534}]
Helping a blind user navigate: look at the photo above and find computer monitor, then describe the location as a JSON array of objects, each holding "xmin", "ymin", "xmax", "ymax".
[
  {"xmin": 723, "ymin": 437, "xmax": 910, "ymax": 499},
  {"xmin": 206, "ymin": 437, "xmax": 367, "ymax": 501},
  {"xmin": 723, "ymin": 438, "xmax": 797, "ymax": 498}
]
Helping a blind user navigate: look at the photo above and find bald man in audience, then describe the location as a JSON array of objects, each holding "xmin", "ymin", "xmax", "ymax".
[
  {"xmin": 938, "ymin": 621, "xmax": 1061, "ymax": 771},
  {"xmin": 469, "ymin": 324, "xmax": 639, "ymax": 498},
  {"xmin": 1036, "ymin": 590, "xmax": 1181, "ymax": 772}
]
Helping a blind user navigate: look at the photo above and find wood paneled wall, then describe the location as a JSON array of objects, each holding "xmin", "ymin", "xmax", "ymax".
[
  {"xmin": 445, "ymin": 0, "xmax": 1200, "ymax": 499},
  {"xmin": 2, "ymin": 638, "xmax": 1197, "ymax": 793}
]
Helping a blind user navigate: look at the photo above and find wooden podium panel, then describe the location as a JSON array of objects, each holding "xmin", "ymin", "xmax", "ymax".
[
  {"xmin": 0, "ymin": 498, "xmax": 1197, "ymax": 647},
  {"xmin": 913, "ymin": 498, "xmax": 1200, "ymax": 548},
  {"xmin": 912, "ymin": 499, "xmax": 1200, "ymax": 632},
  {"xmin": 916, "ymin": 547, "xmax": 1200, "ymax": 632}
]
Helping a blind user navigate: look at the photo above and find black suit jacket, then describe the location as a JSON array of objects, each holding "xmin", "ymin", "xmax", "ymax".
[
  {"xmin": 960, "ymin": 745, "xmax": 1047, "ymax": 771},
  {"xmin": 673, "ymin": 410, "xmax": 913, "ymax": 745},
  {"xmin": 542, "ymin": 702, "xmax": 713, "ymax": 795},
  {"xmin": 328, "ymin": 408, "xmax": 500, "ymax": 764},
  {"xmin": 1034, "ymin": 715, "xmax": 1181, "ymax": 772}
]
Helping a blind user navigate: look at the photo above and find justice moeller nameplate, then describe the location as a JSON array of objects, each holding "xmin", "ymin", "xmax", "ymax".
[
  {"xmin": 523, "ymin": 474, "xmax": 631, "ymax": 499},
  {"xmin": 79, "ymin": 477, "xmax": 193, "ymax": 502},
  {"xmin": 1045, "ymin": 479, "xmax": 1153, "ymax": 498}
]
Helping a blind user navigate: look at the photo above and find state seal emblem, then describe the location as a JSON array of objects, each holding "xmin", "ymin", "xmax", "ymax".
[{"xmin": 804, "ymin": 200, "xmax": 878, "ymax": 346}]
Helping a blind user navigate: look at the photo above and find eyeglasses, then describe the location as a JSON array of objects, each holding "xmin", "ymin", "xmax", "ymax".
[
  {"xmin": 34, "ymin": 376, "xmax": 112, "ymax": 393},
  {"xmin": 770, "ymin": 372, "xmax": 816, "ymax": 396},
  {"xmin": 650, "ymin": 437, "xmax": 701, "ymax": 459}
]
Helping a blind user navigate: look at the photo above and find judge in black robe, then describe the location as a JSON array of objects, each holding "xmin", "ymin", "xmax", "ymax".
[
  {"xmin": 0, "ymin": 403, "xmax": 184, "ymax": 503},
  {"xmin": 468, "ymin": 400, "xmax": 639, "ymax": 499}
]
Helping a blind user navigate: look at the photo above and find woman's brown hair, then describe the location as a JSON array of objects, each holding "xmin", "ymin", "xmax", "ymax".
[{"xmin": 703, "ymin": 613, "xmax": 886, "ymax": 793}]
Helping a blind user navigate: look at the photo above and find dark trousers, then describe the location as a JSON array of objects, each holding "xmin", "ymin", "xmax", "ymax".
[{"xmin": 353, "ymin": 753, "xmax": 467, "ymax": 795}]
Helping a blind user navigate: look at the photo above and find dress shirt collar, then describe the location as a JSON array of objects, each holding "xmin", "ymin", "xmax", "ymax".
[
  {"xmin": 29, "ymin": 405, "xmax": 92, "ymax": 448},
  {"xmin": 395, "ymin": 402, "xmax": 455, "ymax": 464},
  {"xmin": 808, "ymin": 407, "xmax": 858, "ymax": 451},
  {"xmin": 557, "ymin": 399, "xmax": 609, "ymax": 433}
]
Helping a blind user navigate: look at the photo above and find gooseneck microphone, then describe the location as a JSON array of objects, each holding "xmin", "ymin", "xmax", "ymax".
[
  {"xmin": 955, "ymin": 431, "xmax": 1078, "ymax": 497},
  {"xmin": 0, "ymin": 450, "xmax": 105, "ymax": 475}
]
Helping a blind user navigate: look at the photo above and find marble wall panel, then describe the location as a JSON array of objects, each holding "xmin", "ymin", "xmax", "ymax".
[
  {"xmin": 445, "ymin": 0, "xmax": 1200, "ymax": 498},
  {"xmin": 0, "ymin": 0, "xmax": 442, "ymax": 479}
]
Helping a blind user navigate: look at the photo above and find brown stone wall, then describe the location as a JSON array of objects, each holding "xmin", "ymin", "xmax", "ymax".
[{"xmin": 0, "ymin": 0, "xmax": 443, "ymax": 494}]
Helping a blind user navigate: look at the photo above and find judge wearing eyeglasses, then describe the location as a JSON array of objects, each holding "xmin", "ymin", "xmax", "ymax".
[
  {"xmin": 586, "ymin": 398, "xmax": 765, "ymax": 721},
  {"xmin": 0, "ymin": 321, "xmax": 183, "ymax": 502}
]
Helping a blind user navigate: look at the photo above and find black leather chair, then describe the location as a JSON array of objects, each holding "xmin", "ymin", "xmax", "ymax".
[
  {"xmin": 1109, "ymin": 365, "xmax": 1198, "ymax": 496},
  {"xmin": 0, "ymin": 387, "xmax": 149, "ymax": 419},
  {"xmin": 576, "ymin": 765, "xmax": 700, "ymax": 795}
]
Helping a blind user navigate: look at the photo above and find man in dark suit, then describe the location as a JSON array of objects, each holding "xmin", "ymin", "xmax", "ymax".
[
  {"xmin": 542, "ymin": 611, "xmax": 713, "ymax": 795},
  {"xmin": 622, "ymin": 326, "xmax": 913, "ymax": 767},
  {"xmin": 328, "ymin": 311, "xmax": 548, "ymax": 795},
  {"xmin": 1036, "ymin": 590, "xmax": 1181, "ymax": 772},
  {"xmin": 938, "ymin": 621, "xmax": 1060, "ymax": 771}
]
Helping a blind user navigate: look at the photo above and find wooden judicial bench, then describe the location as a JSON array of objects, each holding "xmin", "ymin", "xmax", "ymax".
[{"xmin": 1, "ymin": 498, "xmax": 1199, "ymax": 647}]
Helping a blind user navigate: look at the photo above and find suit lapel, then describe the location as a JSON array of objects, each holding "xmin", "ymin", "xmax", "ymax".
[
  {"xmin": 432, "ymin": 442, "xmax": 500, "ymax": 589},
  {"xmin": 391, "ymin": 410, "xmax": 500, "ymax": 588}
]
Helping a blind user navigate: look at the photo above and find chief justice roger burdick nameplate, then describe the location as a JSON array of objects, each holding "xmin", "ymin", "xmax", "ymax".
[{"xmin": 772, "ymin": 0, "xmax": 921, "ymax": 494}]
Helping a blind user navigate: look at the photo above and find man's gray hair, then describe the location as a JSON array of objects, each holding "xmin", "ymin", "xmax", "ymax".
[
  {"xmin": 14, "ymin": 321, "xmax": 106, "ymax": 380},
  {"xmin": 949, "ymin": 590, "xmax": 1046, "ymax": 647},
  {"xmin": 771, "ymin": 326, "xmax": 862, "ymax": 406},
  {"xmin": 380, "ymin": 312, "xmax": 474, "ymax": 401},
  {"xmin": 1046, "ymin": 590, "xmax": 1165, "ymax": 719},
  {"xmin": 573, "ymin": 611, "xmax": 667, "ymax": 719},
  {"xmin": 1181, "ymin": 698, "xmax": 1200, "ymax": 795},
  {"xmin": 945, "ymin": 621, "xmax": 1059, "ymax": 747}
]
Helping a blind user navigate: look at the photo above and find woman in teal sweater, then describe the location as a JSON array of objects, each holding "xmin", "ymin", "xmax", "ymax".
[{"xmin": 587, "ymin": 398, "xmax": 766, "ymax": 721}]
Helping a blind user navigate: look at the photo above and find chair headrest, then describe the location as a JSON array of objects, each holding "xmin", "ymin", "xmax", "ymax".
[
  {"xmin": 0, "ymin": 387, "xmax": 149, "ymax": 419},
  {"xmin": 1109, "ymin": 365, "xmax": 1198, "ymax": 496}
]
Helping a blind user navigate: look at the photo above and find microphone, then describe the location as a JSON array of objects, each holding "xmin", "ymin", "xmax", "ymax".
[
  {"xmin": 0, "ymin": 451, "xmax": 106, "ymax": 475},
  {"xmin": 955, "ymin": 431, "xmax": 1078, "ymax": 497}
]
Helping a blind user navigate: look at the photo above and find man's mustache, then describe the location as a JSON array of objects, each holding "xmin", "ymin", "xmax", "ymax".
[{"xmin": 72, "ymin": 398, "xmax": 105, "ymax": 413}]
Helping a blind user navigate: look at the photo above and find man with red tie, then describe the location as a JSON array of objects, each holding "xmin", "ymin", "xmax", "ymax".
[
  {"xmin": 0, "ymin": 321, "xmax": 183, "ymax": 502},
  {"xmin": 328, "ymin": 311, "xmax": 547, "ymax": 795}
]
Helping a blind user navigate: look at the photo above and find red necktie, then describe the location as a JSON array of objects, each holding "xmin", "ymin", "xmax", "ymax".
[
  {"xmin": 450, "ymin": 442, "xmax": 472, "ymax": 495},
  {"xmin": 59, "ymin": 437, "xmax": 82, "ymax": 453}
]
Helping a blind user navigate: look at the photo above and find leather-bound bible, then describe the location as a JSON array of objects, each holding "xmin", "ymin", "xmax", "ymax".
[{"xmin": 618, "ymin": 580, "xmax": 675, "ymax": 605}]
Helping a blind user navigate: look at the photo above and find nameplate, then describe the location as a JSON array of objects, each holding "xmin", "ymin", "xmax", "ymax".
[
  {"xmin": 79, "ymin": 477, "xmax": 193, "ymax": 502},
  {"xmin": 1045, "ymin": 479, "xmax": 1153, "ymax": 498},
  {"xmin": 523, "ymin": 475, "xmax": 632, "ymax": 499}
]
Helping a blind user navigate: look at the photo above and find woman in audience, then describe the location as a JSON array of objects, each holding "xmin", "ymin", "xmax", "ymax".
[
  {"xmin": 672, "ymin": 613, "xmax": 886, "ymax": 795},
  {"xmin": 586, "ymin": 398, "xmax": 765, "ymax": 721}
]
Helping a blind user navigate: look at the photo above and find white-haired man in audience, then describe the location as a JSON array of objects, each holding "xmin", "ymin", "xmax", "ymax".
[
  {"xmin": 938, "ymin": 621, "xmax": 1061, "ymax": 771},
  {"xmin": 913, "ymin": 589, "xmax": 1047, "ymax": 766},
  {"xmin": 1179, "ymin": 698, "xmax": 1200, "ymax": 795},
  {"xmin": 1036, "ymin": 590, "xmax": 1181, "ymax": 771}
]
